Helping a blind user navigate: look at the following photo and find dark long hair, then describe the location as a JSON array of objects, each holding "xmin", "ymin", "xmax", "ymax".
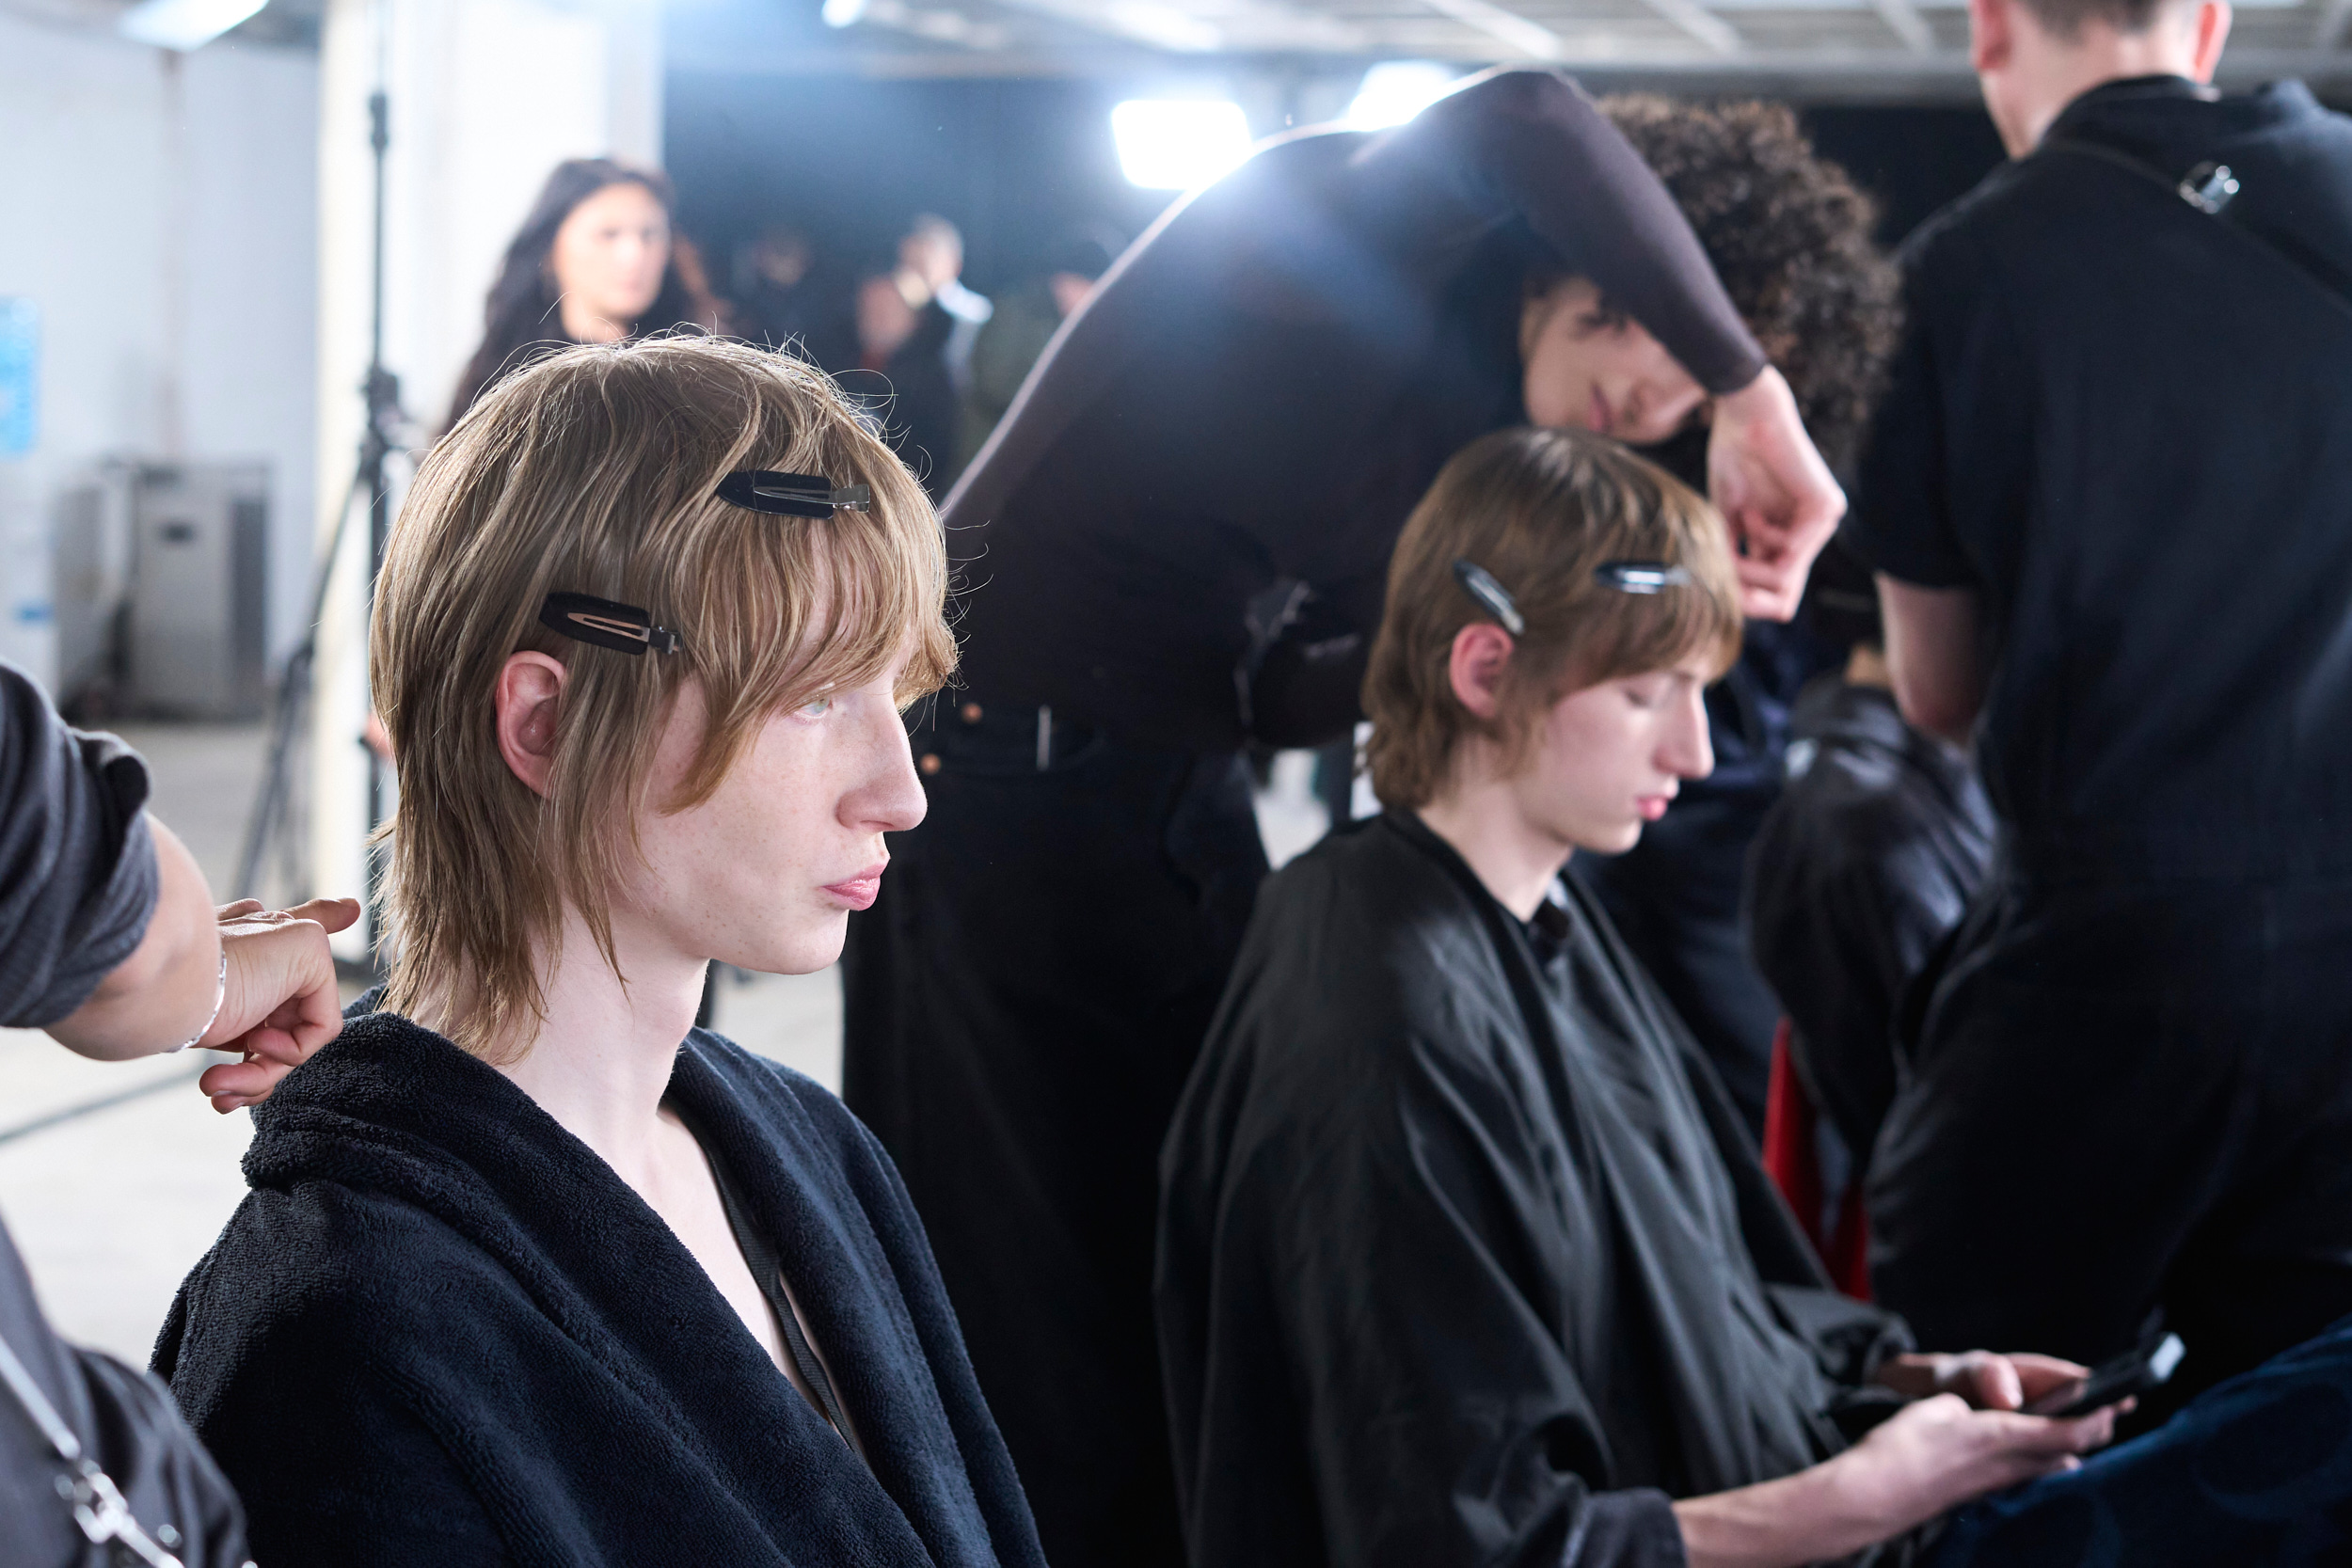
[{"xmin": 445, "ymin": 158, "xmax": 723, "ymax": 427}]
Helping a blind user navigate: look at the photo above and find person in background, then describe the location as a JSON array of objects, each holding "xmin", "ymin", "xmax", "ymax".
[
  {"xmin": 1740, "ymin": 539, "xmax": 1995, "ymax": 1291},
  {"xmin": 1567, "ymin": 96, "xmax": 1901, "ymax": 1140},
  {"xmin": 158, "ymin": 338, "xmax": 1043, "ymax": 1568},
  {"xmin": 733, "ymin": 222, "xmax": 860, "ymax": 375},
  {"xmin": 954, "ymin": 225, "xmax": 1120, "ymax": 472},
  {"xmin": 0, "ymin": 661, "xmax": 354, "ymax": 1568},
  {"xmin": 855, "ymin": 214, "xmax": 992, "ymax": 498},
  {"xmin": 445, "ymin": 156, "xmax": 723, "ymax": 427},
  {"xmin": 1156, "ymin": 428, "xmax": 2117, "ymax": 1568},
  {"xmin": 1848, "ymin": 0, "xmax": 2352, "ymax": 1412},
  {"xmin": 844, "ymin": 71, "xmax": 1876, "ymax": 1567}
]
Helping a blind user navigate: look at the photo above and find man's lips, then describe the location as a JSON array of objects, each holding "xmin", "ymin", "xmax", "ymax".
[
  {"xmin": 823, "ymin": 863, "xmax": 889, "ymax": 910},
  {"xmin": 1636, "ymin": 794, "xmax": 1674, "ymax": 822}
]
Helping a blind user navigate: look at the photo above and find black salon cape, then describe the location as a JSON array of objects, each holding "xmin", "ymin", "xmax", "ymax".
[
  {"xmin": 153, "ymin": 1007, "xmax": 1046, "ymax": 1568},
  {"xmin": 1157, "ymin": 814, "xmax": 1913, "ymax": 1568}
]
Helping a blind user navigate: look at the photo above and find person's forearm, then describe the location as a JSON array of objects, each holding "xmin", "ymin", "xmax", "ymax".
[
  {"xmin": 46, "ymin": 817, "xmax": 222, "ymax": 1060},
  {"xmin": 1673, "ymin": 1455, "xmax": 1892, "ymax": 1568},
  {"xmin": 1877, "ymin": 575, "xmax": 1985, "ymax": 745}
]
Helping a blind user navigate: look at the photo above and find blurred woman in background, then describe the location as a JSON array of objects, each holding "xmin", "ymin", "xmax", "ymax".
[{"xmin": 446, "ymin": 156, "xmax": 723, "ymax": 425}]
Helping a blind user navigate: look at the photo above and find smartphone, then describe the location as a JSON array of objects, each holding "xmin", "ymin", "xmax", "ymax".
[{"xmin": 2025, "ymin": 1332, "xmax": 2185, "ymax": 1418}]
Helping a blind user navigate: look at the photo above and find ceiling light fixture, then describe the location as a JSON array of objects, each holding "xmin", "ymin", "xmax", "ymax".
[
  {"xmin": 1343, "ymin": 61, "xmax": 1461, "ymax": 130},
  {"xmin": 821, "ymin": 0, "xmax": 871, "ymax": 26},
  {"xmin": 117, "ymin": 0, "xmax": 269, "ymax": 51},
  {"xmin": 1111, "ymin": 99, "xmax": 1254, "ymax": 191}
]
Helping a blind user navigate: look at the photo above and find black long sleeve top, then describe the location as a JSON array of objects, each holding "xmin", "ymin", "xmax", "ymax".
[{"xmin": 945, "ymin": 70, "xmax": 1766, "ymax": 752}]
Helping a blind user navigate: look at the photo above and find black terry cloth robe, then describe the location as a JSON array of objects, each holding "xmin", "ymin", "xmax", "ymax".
[
  {"xmin": 154, "ymin": 1007, "xmax": 1047, "ymax": 1568},
  {"xmin": 1845, "ymin": 76, "xmax": 2352, "ymax": 1404},
  {"xmin": 1157, "ymin": 814, "xmax": 1916, "ymax": 1568},
  {"xmin": 843, "ymin": 67, "xmax": 1768, "ymax": 1568}
]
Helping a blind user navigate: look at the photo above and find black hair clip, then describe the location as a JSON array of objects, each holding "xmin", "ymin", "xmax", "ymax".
[
  {"xmin": 1595, "ymin": 562, "xmax": 1693, "ymax": 595},
  {"xmin": 1453, "ymin": 559, "xmax": 1525, "ymax": 636},
  {"xmin": 539, "ymin": 591, "xmax": 683, "ymax": 657},
  {"xmin": 716, "ymin": 469, "xmax": 873, "ymax": 518}
]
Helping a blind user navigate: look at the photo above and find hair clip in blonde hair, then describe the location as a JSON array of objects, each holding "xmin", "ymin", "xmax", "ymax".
[
  {"xmin": 716, "ymin": 468, "xmax": 873, "ymax": 518},
  {"xmin": 1595, "ymin": 562, "xmax": 1692, "ymax": 594},
  {"xmin": 539, "ymin": 591, "xmax": 684, "ymax": 657},
  {"xmin": 1452, "ymin": 560, "xmax": 1525, "ymax": 636}
]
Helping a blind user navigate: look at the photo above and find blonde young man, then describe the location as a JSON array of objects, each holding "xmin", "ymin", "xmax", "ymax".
[{"xmin": 156, "ymin": 339, "xmax": 1046, "ymax": 1568}]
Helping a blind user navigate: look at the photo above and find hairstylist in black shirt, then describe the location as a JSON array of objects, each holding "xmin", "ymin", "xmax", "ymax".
[
  {"xmin": 1846, "ymin": 0, "xmax": 2352, "ymax": 1418},
  {"xmin": 0, "ymin": 661, "xmax": 355, "ymax": 1567},
  {"xmin": 842, "ymin": 67, "xmax": 1862, "ymax": 1568}
]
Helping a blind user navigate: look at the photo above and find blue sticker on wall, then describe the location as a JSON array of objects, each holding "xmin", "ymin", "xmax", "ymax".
[{"xmin": 0, "ymin": 299, "xmax": 37, "ymax": 458}]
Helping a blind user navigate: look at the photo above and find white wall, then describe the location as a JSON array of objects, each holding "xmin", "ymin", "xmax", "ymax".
[{"xmin": 0, "ymin": 14, "xmax": 318, "ymax": 688}]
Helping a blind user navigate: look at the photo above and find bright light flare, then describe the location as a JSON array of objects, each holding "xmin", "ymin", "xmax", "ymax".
[
  {"xmin": 1111, "ymin": 100, "xmax": 1253, "ymax": 192},
  {"xmin": 821, "ymin": 0, "xmax": 869, "ymax": 26},
  {"xmin": 1343, "ymin": 61, "xmax": 1461, "ymax": 131},
  {"xmin": 118, "ymin": 0, "xmax": 268, "ymax": 50}
]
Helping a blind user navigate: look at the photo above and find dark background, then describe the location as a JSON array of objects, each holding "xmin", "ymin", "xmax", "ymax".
[{"xmin": 664, "ymin": 73, "xmax": 2014, "ymax": 300}]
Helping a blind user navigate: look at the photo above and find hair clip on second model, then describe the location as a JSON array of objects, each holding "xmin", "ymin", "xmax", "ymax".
[
  {"xmin": 1594, "ymin": 562, "xmax": 1693, "ymax": 594},
  {"xmin": 539, "ymin": 592, "xmax": 684, "ymax": 657},
  {"xmin": 716, "ymin": 469, "xmax": 874, "ymax": 518},
  {"xmin": 1452, "ymin": 559, "xmax": 1526, "ymax": 636}
]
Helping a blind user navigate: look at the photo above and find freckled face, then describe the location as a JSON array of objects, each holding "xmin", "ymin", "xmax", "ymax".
[
  {"xmin": 618, "ymin": 650, "xmax": 926, "ymax": 977},
  {"xmin": 1508, "ymin": 653, "xmax": 1718, "ymax": 855}
]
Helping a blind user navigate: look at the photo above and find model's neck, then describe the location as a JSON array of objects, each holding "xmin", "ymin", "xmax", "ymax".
[
  {"xmin": 485, "ymin": 904, "xmax": 705, "ymax": 1186},
  {"xmin": 1416, "ymin": 757, "xmax": 1572, "ymax": 923}
]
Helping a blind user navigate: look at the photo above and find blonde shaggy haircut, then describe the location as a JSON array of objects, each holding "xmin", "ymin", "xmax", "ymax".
[
  {"xmin": 1363, "ymin": 426, "xmax": 1742, "ymax": 811},
  {"xmin": 371, "ymin": 336, "xmax": 955, "ymax": 1060}
]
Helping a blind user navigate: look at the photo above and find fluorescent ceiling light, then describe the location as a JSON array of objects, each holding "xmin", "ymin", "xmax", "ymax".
[
  {"xmin": 821, "ymin": 0, "xmax": 869, "ymax": 25},
  {"xmin": 1343, "ymin": 61, "xmax": 1462, "ymax": 130},
  {"xmin": 1111, "ymin": 100, "xmax": 1253, "ymax": 192},
  {"xmin": 118, "ymin": 0, "xmax": 268, "ymax": 50}
]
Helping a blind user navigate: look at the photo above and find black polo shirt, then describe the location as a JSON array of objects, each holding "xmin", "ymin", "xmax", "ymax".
[{"xmin": 1847, "ymin": 76, "xmax": 2352, "ymax": 880}]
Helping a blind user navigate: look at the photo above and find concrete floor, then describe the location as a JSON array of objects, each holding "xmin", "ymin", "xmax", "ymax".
[{"xmin": 2, "ymin": 721, "xmax": 1329, "ymax": 1365}]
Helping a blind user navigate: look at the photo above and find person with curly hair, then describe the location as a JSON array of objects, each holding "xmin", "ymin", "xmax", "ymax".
[
  {"xmin": 840, "ymin": 68, "xmax": 1901, "ymax": 1568},
  {"xmin": 1566, "ymin": 96, "xmax": 1905, "ymax": 1138}
]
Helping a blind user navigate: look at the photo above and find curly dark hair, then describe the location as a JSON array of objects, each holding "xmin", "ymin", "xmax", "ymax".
[{"xmin": 1595, "ymin": 96, "xmax": 1902, "ymax": 473}]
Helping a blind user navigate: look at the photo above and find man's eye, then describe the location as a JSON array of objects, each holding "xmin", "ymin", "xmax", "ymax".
[{"xmin": 797, "ymin": 694, "xmax": 834, "ymax": 719}]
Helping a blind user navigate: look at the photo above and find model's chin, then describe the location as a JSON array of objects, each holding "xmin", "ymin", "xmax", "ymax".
[{"xmin": 720, "ymin": 913, "xmax": 850, "ymax": 980}]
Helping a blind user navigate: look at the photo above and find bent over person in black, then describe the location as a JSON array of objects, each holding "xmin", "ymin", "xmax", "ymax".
[{"xmin": 838, "ymin": 71, "xmax": 1872, "ymax": 1565}]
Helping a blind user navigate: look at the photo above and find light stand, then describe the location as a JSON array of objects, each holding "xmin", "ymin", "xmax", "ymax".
[{"xmin": 234, "ymin": 85, "xmax": 405, "ymax": 948}]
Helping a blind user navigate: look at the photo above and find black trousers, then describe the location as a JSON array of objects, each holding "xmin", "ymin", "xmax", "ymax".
[
  {"xmin": 842, "ymin": 702, "xmax": 1265, "ymax": 1568},
  {"xmin": 1870, "ymin": 873, "xmax": 2352, "ymax": 1415}
]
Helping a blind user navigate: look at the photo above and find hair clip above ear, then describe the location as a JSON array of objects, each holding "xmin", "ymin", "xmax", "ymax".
[
  {"xmin": 539, "ymin": 591, "xmax": 684, "ymax": 657},
  {"xmin": 1594, "ymin": 562, "xmax": 1693, "ymax": 595},
  {"xmin": 1452, "ymin": 559, "xmax": 1526, "ymax": 636},
  {"xmin": 716, "ymin": 469, "xmax": 874, "ymax": 518}
]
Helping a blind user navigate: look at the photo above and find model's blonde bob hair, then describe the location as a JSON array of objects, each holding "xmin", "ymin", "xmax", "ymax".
[
  {"xmin": 1363, "ymin": 426, "xmax": 1742, "ymax": 810},
  {"xmin": 372, "ymin": 335, "xmax": 955, "ymax": 1059}
]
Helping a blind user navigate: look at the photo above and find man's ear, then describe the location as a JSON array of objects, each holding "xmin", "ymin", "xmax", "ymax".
[
  {"xmin": 1448, "ymin": 624, "xmax": 1515, "ymax": 721},
  {"xmin": 495, "ymin": 652, "xmax": 568, "ymax": 798},
  {"xmin": 2187, "ymin": 0, "xmax": 2232, "ymax": 81},
  {"xmin": 1967, "ymin": 0, "xmax": 2012, "ymax": 73}
]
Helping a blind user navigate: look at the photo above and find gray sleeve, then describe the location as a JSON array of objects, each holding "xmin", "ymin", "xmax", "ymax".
[{"xmin": 0, "ymin": 661, "xmax": 160, "ymax": 1027}]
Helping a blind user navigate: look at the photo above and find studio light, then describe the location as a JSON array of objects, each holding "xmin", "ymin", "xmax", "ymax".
[
  {"xmin": 1343, "ymin": 61, "xmax": 1461, "ymax": 131},
  {"xmin": 117, "ymin": 0, "xmax": 268, "ymax": 51},
  {"xmin": 1111, "ymin": 100, "xmax": 1253, "ymax": 192},
  {"xmin": 820, "ymin": 0, "xmax": 869, "ymax": 25}
]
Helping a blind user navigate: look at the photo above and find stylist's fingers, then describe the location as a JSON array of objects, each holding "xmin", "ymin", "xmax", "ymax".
[
  {"xmin": 282, "ymin": 895, "xmax": 362, "ymax": 935},
  {"xmin": 199, "ymin": 1053, "xmax": 292, "ymax": 1114},
  {"xmin": 2007, "ymin": 1354, "xmax": 2092, "ymax": 1405},
  {"xmin": 216, "ymin": 899, "xmax": 265, "ymax": 920}
]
